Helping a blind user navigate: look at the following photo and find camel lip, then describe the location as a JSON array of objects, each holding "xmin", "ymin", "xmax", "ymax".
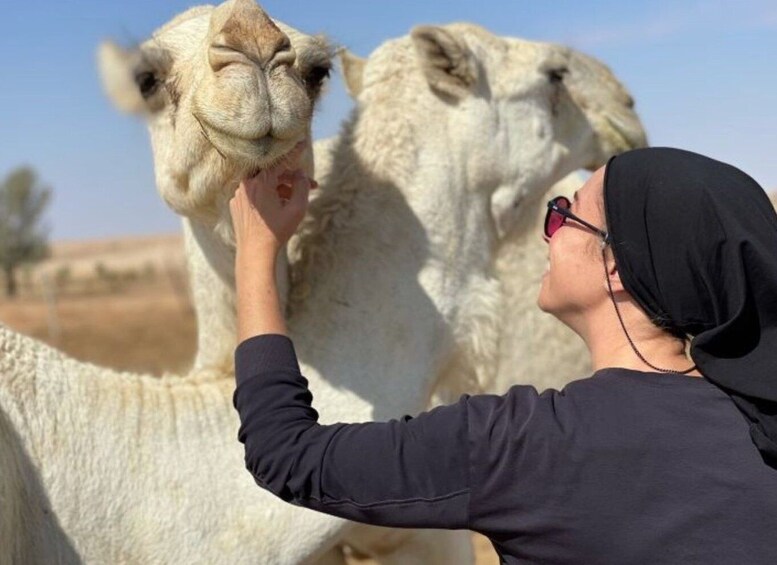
[
  {"xmin": 193, "ymin": 112, "xmax": 307, "ymax": 167},
  {"xmin": 195, "ymin": 112, "xmax": 273, "ymax": 145},
  {"xmin": 246, "ymin": 138, "xmax": 307, "ymax": 179}
]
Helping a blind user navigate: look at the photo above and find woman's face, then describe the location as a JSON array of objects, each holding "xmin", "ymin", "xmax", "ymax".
[{"xmin": 537, "ymin": 166, "xmax": 609, "ymax": 328}]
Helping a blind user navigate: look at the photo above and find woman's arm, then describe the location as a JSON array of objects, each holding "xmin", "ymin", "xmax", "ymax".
[
  {"xmin": 229, "ymin": 157, "xmax": 310, "ymax": 341},
  {"xmin": 228, "ymin": 153, "xmax": 472, "ymax": 529}
]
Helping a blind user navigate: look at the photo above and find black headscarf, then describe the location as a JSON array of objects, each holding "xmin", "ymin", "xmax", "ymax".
[{"xmin": 604, "ymin": 147, "xmax": 777, "ymax": 468}]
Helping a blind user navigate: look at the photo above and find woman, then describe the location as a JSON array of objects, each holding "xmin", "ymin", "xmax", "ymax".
[{"xmin": 229, "ymin": 147, "xmax": 777, "ymax": 563}]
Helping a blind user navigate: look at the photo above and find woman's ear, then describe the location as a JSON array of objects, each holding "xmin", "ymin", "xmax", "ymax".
[
  {"xmin": 607, "ymin": 267, "xmax": 625, "ymax": 293},
  {"xmin": 603, "ymin": 247, "xmax": 626, "ymax": 293}
]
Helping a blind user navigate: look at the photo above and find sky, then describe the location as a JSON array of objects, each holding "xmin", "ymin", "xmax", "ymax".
[{"xmin": 1, "ymin": 0, "xmax": 775, "ymax": 241}]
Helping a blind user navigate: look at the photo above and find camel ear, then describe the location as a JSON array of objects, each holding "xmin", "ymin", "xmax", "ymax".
[
  {"xmin": 411, "ymin": 26, "xmax": 477, "ymax": 99},
  {"xmin": 339, "ymin": 49, "xmax": 366, "ymax": 98},
  {"xmin": 96, "ymin": 41, "xmax": 147, "ymax": 114}
]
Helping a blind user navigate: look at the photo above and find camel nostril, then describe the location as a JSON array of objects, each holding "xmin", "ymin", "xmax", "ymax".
[
  {"xmin": 208, "ymin": 43, "xmax": 250, "ymax": 73},
  {"xmin": 270, "ymin": 45, "xmax": 296, "ymax": 70}
]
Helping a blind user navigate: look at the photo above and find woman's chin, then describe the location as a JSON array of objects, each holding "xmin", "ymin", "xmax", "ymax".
[
  {"xmin": 536, "ymin": 289, "xmax": 552, "ymax": 313},
  {"xmin": 537, "ymin": 290, "xmax": 568, "ymax": 325},
  {"xmin": 537, "ymin": 276, "xmax": 553, "ymax": 313}
]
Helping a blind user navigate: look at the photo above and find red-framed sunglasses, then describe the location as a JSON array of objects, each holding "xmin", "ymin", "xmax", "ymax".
[{"xmin": 544, "ymin": 196, "xmax": 610, "ymax": 243}]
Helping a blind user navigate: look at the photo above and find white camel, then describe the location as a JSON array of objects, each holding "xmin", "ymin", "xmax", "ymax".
[
  {"xmin": 1, "ymin": 3, "xmax": 352, "ymax": 564},
  {"xmin": 311, "ymin": 47, "xmax": 646, "ymax": 402},
  {"xmin": 0, "ymin": 4, "xmax": 645, "ymax": 565}
]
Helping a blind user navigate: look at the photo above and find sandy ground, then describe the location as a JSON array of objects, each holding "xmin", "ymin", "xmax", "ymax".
[
  {"xmin": 0, "ymin": 283, "xmax": 197, "ymax": 375},
  {"xmin": 0, "ymin": 234, "xmax": 499, "ymax": 564},
  {"xmin": 0, "ymin": 234, "xmax": 195, "ymax": 375}
]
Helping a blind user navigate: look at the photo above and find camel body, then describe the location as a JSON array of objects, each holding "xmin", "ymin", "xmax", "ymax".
[{"xmin": 0, "ymin": 326, "xmax": 349, "ymax": 564}]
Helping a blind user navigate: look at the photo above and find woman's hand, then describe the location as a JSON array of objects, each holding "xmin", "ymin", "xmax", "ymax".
[
  {"xmin": 229, "ymin": 143, "xmax": 317, "ymax": 262},
  {"xmin": 229, "ymin": 142, "xmax": 317, "ymax": 342}
]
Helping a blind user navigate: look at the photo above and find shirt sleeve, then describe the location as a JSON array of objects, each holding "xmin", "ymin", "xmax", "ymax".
[{"xmin": 232, "ymin": 334, "xmax": 471, "ymax": 529}]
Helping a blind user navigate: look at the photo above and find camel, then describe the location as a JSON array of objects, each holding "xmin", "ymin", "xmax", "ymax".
[
  {"xmin": 0, "ymin": 3, "xmax": 468, "ymax": 563},
  {"xmin": 0, "ymin": 5, "xmax": 645, "ymax": 565},
  {"xmin": 0, "ymin": 2, "xmax": 354, "ymax": 564},
  {"xmin": 311, "ymin": 47, "xmax": 645, "ymax": 402}
]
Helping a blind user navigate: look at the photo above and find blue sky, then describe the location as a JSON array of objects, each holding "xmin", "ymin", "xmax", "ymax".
[{"xmin": 1, "ymin": 0, "xmax": 775, "ymax": 240}]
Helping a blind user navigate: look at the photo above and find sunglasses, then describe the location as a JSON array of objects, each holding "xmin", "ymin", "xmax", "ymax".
[{"xmin": 544, "ymin": 196, "xmax": 610, "ymax": 243}]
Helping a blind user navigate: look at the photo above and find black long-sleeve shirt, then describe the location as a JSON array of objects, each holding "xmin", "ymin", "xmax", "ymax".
[{"xmin": 233, "ymin": 334, "xmax": 777, "ymax": 564}]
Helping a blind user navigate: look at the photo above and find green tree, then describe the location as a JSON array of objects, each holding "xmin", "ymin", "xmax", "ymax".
[{"xmin": 0, "ymin": 167, "xmax": 51, "ymax": 298}]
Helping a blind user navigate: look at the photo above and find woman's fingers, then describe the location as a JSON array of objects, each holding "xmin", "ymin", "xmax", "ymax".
[
  {"xmin": 230, "ymin": 140, "xmax": 314, "ymax": 254},
  {"xmin": 238, "ymin": 166, "xmax": 313, "ymax": 217}
]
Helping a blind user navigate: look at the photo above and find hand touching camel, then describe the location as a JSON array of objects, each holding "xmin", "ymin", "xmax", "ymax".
[{"xmin": 230, "ymin": 141, "xmax": 317, "ymax": 259}]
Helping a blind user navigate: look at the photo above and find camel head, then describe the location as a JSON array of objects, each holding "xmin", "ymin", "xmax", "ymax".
[
  {"xmin": 339, "ymin": 24, "xmax": 647, "ymax": 238},
  {"xmin": 97, "ymin": 0, "xmax": 333, "ymax": 240}
]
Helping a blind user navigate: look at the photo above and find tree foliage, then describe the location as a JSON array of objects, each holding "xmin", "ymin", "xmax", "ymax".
[{"xmin": 0, "ymin": 167, "xmax": 51, "ymax": 297}]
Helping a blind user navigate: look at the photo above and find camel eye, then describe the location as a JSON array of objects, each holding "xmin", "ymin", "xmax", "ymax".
[
  {"xmin": 135, "ymin": 71, "xmax": 159, "ymax": 98},
  {"xmin": 547, "ymin": 67, "xmax": 568, "ymax": 85},
  {"xmin": 305, "ymin": 65, "xmax": 331, "ymax": 89}
]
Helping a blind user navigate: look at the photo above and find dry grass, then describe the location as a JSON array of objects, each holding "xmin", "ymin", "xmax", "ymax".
[{"xmin": 0, "ymin": 233, "xmax": 499, "ymax": 564}]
